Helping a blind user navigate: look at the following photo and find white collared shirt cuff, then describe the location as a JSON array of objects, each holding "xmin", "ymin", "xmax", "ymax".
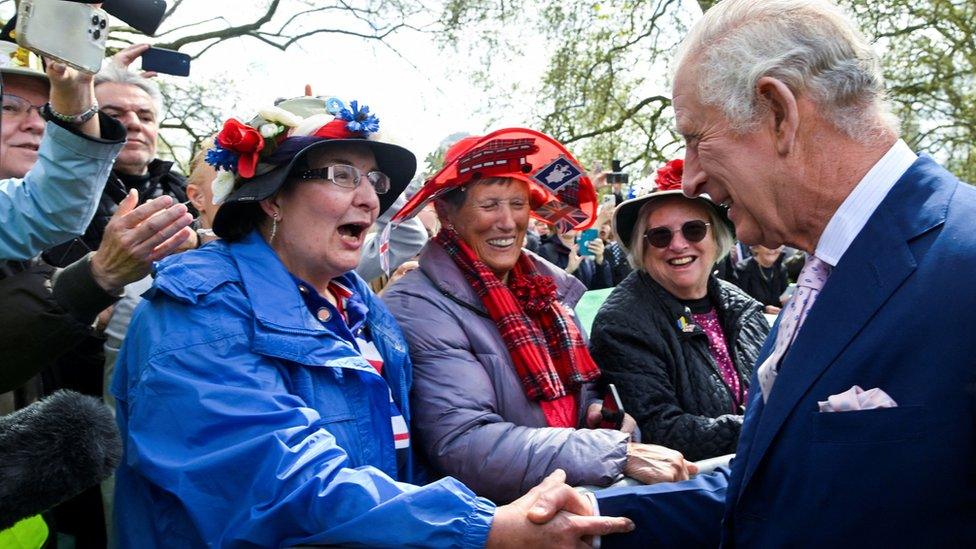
[{"xmin": 585, "ymin": 491, "xmax": 602, "ymax": 549}]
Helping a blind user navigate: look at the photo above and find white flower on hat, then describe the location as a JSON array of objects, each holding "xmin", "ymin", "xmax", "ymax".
[
  {"xmin": 291, "ymin": 114, "xmax": 335, "ymax": 138},
  {"xmin": 257, "ymin": 106, "xmax": 303, "ymax": 128},
  {"xmin": 211, "ymin": 169, "xmax": 236, "ymax": 205},
  {"xmin": 259, "ymin": 123, "xmax": 282, "ymax": 138}
]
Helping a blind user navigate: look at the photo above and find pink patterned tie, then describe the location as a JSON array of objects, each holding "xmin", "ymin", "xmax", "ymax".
[{"xmin": 757, "ymin": 255, "xmax": 831, "ymax": 402}]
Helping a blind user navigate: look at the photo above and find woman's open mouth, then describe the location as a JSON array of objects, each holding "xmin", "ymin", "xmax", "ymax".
[{"xmin": 337, "ymin": 222, "xmax": 369, "ymax": 246}]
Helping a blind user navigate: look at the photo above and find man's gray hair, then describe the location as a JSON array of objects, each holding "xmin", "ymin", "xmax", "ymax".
[
  {"xmin": 627, "ymin": 196, "xmax": 733, "ymax": 272},
  {"xmin": 676, "ymin": 0, "xmax": 898, "ymax": 142},
  {"xmin": 94, "ymin": 63, "xmax": 164, "ymax": 116}
]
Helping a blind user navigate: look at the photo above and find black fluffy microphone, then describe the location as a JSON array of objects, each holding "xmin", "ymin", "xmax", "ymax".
[{"xmin": 0, "ymin": 390, "xmax": 122, "ymax": 529}]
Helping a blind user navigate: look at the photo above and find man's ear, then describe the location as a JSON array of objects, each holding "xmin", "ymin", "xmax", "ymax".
[
  {"xmin": 756, "ymin": 76, "xmax": 799, "ymax": 155},
  {"xmin": 186, "ymin": 184, "xmax": 206, "ymax": 212}
]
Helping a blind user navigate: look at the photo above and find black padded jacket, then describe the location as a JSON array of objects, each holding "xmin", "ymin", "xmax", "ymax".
[{"xmin": 590, "ymin": 270, "xmax": 770, "ymax": 460}]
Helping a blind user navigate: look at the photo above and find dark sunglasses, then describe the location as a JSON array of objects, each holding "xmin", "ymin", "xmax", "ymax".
[{"xmin": 644, "ymin": 220, "xmax": 711, "ymax": 248}]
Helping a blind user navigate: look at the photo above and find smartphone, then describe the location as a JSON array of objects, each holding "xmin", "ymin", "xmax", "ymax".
[
  {"xmin": 577, "ymin": 228, "xmax": 599, "ymax": 257},
  {"xmin": 102, "ymin": 0, "xmax": 167, "ymax": 37},
  {"xmin": 606, "ymin": 159, "xmax": 629, "ymax": 185},
  {"xmin": 141, "ymin": 47, "xmax": 190, "ymax": 76},
  {"xmin": 16, "ymin": 0, "xmax": 109, "ymax": 74},
  {"xmin": 599, "ymin": 384, "xmax": 625, "ymax": 430}
]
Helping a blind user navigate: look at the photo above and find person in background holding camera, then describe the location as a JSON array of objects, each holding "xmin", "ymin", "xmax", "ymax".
[
  {"xmin": 0, "ymin": 31, "xmax": 193, "ymax": 398},
  {"xmin": 12, "ymin": 43, "xmax": 195, "ymax": 548},
  {"xmin": 0, "ymin": 31, "xmax": 124, "ymax": 260},
  {"xmin": 538, "ymin": 206, "xmax": 613, "ymax": 291}
]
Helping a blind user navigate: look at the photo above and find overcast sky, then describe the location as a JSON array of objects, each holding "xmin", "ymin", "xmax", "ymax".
[
  {"xmin": 152, "ymin": 0, "xmax": 554, "ymax": 168},
  {"xmin": 1, "ymin": 0, "xmax": 702, "ymax": 171}
]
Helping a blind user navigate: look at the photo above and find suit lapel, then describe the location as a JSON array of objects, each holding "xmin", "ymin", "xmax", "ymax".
[{"xmin": 736, "ymin": 157, "xmax": 952, "ymax": 495}]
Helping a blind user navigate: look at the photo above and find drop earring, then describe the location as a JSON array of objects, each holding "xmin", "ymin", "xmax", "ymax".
[{"xmin": 270, "ymin": 213, "xmax": 279, "ymax": 244}]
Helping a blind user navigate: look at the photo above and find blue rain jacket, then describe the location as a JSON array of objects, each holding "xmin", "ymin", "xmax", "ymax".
[{"xmin": 111, "ymin": 230, "xmax": 495, "ymax": 548}]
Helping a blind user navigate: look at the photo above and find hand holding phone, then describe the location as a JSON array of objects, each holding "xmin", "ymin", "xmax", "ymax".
[
  {"xmin": 140, "ymin": 47, "xmax": 190, "ymax": 77},
  {"xmin": 599, "ymin": 384, "xmax": 625, "ymax": 430},
  {"xmin": 16, "ymin": 0, "xmax": 109, "ymax": 74},
  {"xmin": 576, "ymin": 228, "xmax": 599, "ymax": 257}
]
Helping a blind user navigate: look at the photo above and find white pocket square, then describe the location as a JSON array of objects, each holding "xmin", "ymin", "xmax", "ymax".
[{"xmin": 817, "ymin": 385, "xmax": 897, "ymax": 412}]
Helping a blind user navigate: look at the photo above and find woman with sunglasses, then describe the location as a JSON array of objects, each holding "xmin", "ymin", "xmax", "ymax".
[
  {"xmin": 110, "ymin": 100, "xmax": 633, "ymax": 548},
  {"xmin": 589, "ymin": 159, "xmax": 770, "ymax": 461}
]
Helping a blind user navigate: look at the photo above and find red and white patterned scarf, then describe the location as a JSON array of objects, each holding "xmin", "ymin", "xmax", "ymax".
[{"xmin": 434, "ymin": 227, "xmax": 600, "ymax": 427}]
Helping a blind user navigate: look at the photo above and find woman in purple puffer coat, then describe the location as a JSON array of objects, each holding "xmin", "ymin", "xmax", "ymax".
[{"xmin": 383, "ymin": 128, "xmax": 696, "ymax": 503}]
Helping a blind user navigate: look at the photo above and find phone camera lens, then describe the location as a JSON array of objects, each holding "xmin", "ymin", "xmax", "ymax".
[
  {"xmin": 92, "ymin": 15, "xmax": 99, "ymax": 24},
  {"xmin": 93, "ymin": 29, "xmax": 101, "ymax": 40},
  {"xmin": 100, "ymin": 20, "xmax": 107, "ymax": 29}
]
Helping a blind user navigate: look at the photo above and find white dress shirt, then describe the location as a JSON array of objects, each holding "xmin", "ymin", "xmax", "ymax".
[{"xmin": 815, "ymin": 139, "xmax": 918, "ymax": 266}]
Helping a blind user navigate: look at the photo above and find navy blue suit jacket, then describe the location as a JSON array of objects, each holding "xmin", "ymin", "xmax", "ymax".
[{"xmin": 599, "ymin": 156, "xmax": 976, "ymax": 547}]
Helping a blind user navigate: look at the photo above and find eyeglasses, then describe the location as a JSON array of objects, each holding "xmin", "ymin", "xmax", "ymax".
[
  {"xmin": 1, "ymin": 94, "xmax": 44, "ymax": 119},
  {"xmin": 297, "ymin": 164, "xmax": 390, "ymax": 194},
  {"xmin": 644, "ymin": 220, "xmax": 711, "ymax": 248}
]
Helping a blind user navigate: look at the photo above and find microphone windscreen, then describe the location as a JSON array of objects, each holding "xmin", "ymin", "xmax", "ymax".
[{"xmin": 0, "ymin": 390, "xmax": 122, "ymax": 530}]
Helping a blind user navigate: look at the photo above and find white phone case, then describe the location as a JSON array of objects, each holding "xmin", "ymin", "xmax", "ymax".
[{"xmin": 16, "ymin": 0, "xmax": 110, "ymax": 74}]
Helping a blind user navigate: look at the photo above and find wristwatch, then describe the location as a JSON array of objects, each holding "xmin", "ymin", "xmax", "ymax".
[{"xmin": 42, "ymin": 101, "xmax": 100, "ymax": 125}]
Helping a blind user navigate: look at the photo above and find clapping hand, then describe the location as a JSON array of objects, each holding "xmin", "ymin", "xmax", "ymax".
[{"xmin": 90, "ymin": 190, "xmax": 194, "ymax": 293}]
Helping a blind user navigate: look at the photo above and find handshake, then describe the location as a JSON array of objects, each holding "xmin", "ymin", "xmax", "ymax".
[
  {"xmin": 486, "ymin": 406, "xmax": 699, "ymax": 547},
  {"xmin": 487, "ymin": 469, "xmax": 633, "ymax": 548}
]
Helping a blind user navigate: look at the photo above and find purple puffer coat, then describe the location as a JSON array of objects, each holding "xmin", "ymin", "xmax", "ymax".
[{"xmin": 383, "ymin": 243, "xmax": 629, "ymax": 503}]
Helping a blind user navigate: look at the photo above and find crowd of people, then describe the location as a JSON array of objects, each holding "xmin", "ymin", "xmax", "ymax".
[{"xmin": 0, "ymin": 0, "xmax": 974, "ymax": 547}]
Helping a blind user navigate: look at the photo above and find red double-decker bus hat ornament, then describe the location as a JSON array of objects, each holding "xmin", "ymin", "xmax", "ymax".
[{"xmin": 390, "ymin": 127, "xmax": 598, "ymax": 233}]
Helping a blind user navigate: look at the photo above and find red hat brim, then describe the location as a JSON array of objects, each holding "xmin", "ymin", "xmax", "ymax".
[{"xmin": 391, "ymin": 128, "xmax": 597, "ymax": 232}]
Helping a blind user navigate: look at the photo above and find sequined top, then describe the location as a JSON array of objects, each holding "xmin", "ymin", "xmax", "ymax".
[{"xmin": 692, "ymin": 309, "xmax": 743, "ymax": 408}]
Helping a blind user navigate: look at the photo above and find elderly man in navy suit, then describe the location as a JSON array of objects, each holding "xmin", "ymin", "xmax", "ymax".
[{"xmin": 527, "ymin": 0, "xmax": 976, "ymax": 546}]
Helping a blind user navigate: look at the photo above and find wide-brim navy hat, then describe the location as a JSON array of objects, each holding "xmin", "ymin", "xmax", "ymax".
[{"xmin": 211, "ymin": 97, "xmax": 417, "ymax": 239}]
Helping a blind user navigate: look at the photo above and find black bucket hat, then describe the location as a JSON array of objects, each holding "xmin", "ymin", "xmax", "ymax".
[{"xmin": 210, "ymin": 96, "xmax": 417, "ymax": 239}]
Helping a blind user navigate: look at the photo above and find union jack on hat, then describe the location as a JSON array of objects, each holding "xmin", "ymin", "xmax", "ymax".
[{"xmin": 390, "ymin": 127, "xmax": 597, "ymax": 232}]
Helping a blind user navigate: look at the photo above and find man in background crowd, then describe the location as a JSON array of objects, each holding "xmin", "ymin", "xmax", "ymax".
[
  {"xmin": 733, "ymin": 245, "xmax": 788, "ymax": 313},
  {"xmin": 26, "ymin": 45, "xmax": 193, "ymax": 547}
]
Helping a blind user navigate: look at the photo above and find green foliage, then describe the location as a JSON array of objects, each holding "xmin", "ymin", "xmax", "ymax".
[
  {"xmin": 438, "ymin": 0, "xmax": 692, "ymax": 179},
  {"xmin": 844, "ymin": 0, "xmax": 976, "ymax": 182},
  {"xmin": 442, "ymin": 0, "xmax": 976, "ymax": 183}
]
